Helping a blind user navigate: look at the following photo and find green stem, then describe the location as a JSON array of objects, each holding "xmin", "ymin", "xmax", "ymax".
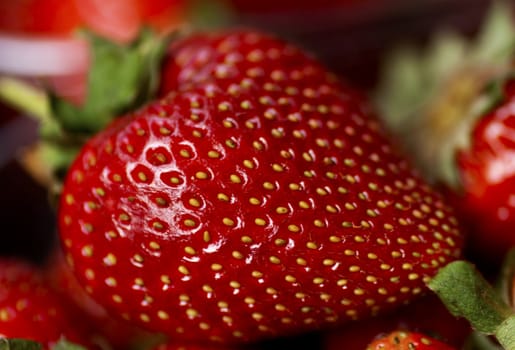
[
  {"xmin": 497, "ymin": 315, "xmax": 515, "ymax": 350},
  {"xmin": 0, "ymin": 77, "xmax": 51, "ymax": 122}
]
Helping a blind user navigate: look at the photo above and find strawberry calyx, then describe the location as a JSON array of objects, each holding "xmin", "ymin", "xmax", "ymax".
[
  {"xmin": 375, "ymin": 1, "xmax": 515, "ymax": 189},
  {"xmin": 428, "ymin": 259, "xmax": 515, "ymax": 350},
  {"xmin": 0, "ymin": 338, "xmax": 86, "ymax": 350},
  {"xmin": 0, "ymin": 339, "xmax": 42, "ymax": 350},
  {"xmin": 0, "ymin": 28, "xmax": 173, "ymax": 189},
  {"xmin": 498, "ymin": 249, "xmax": 515, "ymax": 309}
]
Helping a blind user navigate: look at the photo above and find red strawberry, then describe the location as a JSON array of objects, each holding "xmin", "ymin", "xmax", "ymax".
[
  {"xmin": 0, "ymin": 259, "xmax": 92, "ymax": 349},
  {"xmin": 158, "ymin": 31, "xmax": 371, "ymax": 118},
  {"xmin": 366, "ymin": 331, "xmax": 455, "ymax": 350},
  {"xmin": 455, "ymin": 79, "xmax": 515, "ymax": 260},
  {"xmin": 323, "ymin": 295, "xmax": 471, "ymax": 350},
  {"xmin": 58, "ymin": 30, "xmax": 463, "ymax": 344},
  {"xmin": 45, "ymin": 251, "xmax": 157, "ymax": 350},
  {"xmin": 151, "ymin": 343, "xmax": 243, "ymax": 350},
  {"xmin": 159, "ymin": 31, "xmax": 340, "ymax": 94}
]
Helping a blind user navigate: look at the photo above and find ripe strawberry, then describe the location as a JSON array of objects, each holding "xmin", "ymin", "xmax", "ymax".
[
  {"xmin": 159, "ymin": 30, "xmax": 340, "ymax": 95},
  {"xmin": 58, "ymin": 30, "xmax": 463, "ymax": 344},
  {"xmin": 151, "ymin": 343, "xmax": 243, "ymax": 350},
  {"xmin": 45, "ymin": 251, "xmax": 157, "ymax": 350},
  {"xmin": 366, "ymin": 331, "xmax": 455, "ymax": 350},
  {"xmin": 323, "ymin": 295, "xmax": 471, "ymax": 350},
  {"xmin": 0, "ymin": 259, "xmax": 92, "ymax": 349}
]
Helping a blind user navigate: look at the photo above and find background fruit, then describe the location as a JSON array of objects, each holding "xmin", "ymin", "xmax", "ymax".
[
  {"xmin": 0, "ymin": 259, "xmax": 93, "ymax": 349},
  {"xmin": 323, "ymin": 295, "xmax": 470, "ymax": 350},
  {"xmin": 366, "ymin": 330, "xmax": 455, "ymax": 350}
]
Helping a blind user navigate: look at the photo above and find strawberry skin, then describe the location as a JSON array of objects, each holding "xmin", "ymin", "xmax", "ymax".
[
  {"xmin": 59, "ymin": 31, "xmax": 463, "ymax": 344},
  {"xmin": 152, "ymin": 343, "xmax": 242, "ymax": 350},
  {"xmin": 323, "ymin": 295, "xmax": 471, "ymax": 350},
  {"xmin": 367, "ymin": 331, "xmax": 455, "ymax": 350},
  {"xmin": 45, "ymin": 251, "xmax": 156, "ymax": 350},
  {"xmin": 456, "ymin": 79, "xmax": 515, "ymax": 259},
  {"xmin": 158, "ymin": 31, "xmax": 364, "ymax": 101},
  {"xmin": 0, "ymin": 259, "xmax": 92, "ymax": 349}
]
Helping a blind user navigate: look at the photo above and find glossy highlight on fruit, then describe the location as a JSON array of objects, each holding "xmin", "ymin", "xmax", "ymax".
[{"xmin": 58, "ymin": 30, "xmax": 463, "ymax": 344}]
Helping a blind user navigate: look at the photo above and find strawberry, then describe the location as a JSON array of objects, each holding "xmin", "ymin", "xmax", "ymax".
[
  {"xmin": 58, "ymin": 29, "xmax": 463, "ymax": 345},
  {"xmin": 375, "ymin": 2, "xmax": 515, "ymax": 262},
  {"xmin": 158, "ymin": 30, "xmax": 371, "ymax": 116},
  {"xmin": 0, "ymin": 258, "xmax": 93, "ymax": 349},
  {"xmin": 323, "ymin": 295, "xmax": 471, "ymax": 350},
  {"xmin": 366, "ymin": 331, "xmax": 455, "ymax": 350},
  {"xmin": 151, "ymin": 343, "xmax": 243, "ymax": 350},
  {"xmin": 45, "ymin": 250, "xmax": 159, "ymax": 350},
  {"xmin": 158, "ymin": 31, "xmax": 341, "ymax": 96},
  {"xmin": 454, "ymin": 78, "xmax": 515, "ymax": 260}
]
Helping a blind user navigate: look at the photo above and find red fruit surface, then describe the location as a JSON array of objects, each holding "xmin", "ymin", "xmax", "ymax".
[
  {"xmin": 45, "ymin": 251, "xmax": 155, "ymax": 350},
  {"xmin": 0, "ymin": 259, "xmax": 92, "ymax": 349},
  {"xmin": 152, "ymin": 343, "xmax": 241, "ymax": 350},
  {"xmin": 323, "ymin": 295, "xmax": 471, "ymax": 350},
  {"xmin": 0, "ymin": 0, "xmax": 184, "ymax": 41},
  {"xmin": 159, "ymin": 32, "xmax": 342, "ymax": 95},
  {"xmin": 456, "ymin": 79, "xmax": 515, "ymax": 259},
  {"xmin": 367, "ymin": 331, "xmax": 455, "ymax": 350},
  {"xmin": 59, "ymin": 31, "xmax": 463, "ymax": 344}
]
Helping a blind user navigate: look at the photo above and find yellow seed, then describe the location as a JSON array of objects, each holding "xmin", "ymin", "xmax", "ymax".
[
  {"xmin": 323, "ymin": 259, "xmax": 335, "ymax": 266},
  {"xmin": 223, "ymin": 218, "xmax": 235, "ymax": 227},
  {"xmin": 288, "ymin": 224, "xmax": 300, "ymax": 233},
  {"xmin": 276, "ymin": 207, "xmax": 288, "ymax": 214},
  {"xmin": 184, "ymin": 219, "xmax": 196, "ymax": 227},
  {"xmin": 178, "ymin": 266, "xmax": 190, "ymax": 275},
  {"xmin": 241, "ymin": 236, "xmax": 253, "ymax": 243},
  {"xmin": 208, "ymin": 150, "xmax": 220, "ymax": 158},
  {"xmin": 230, "ymin": 174, "xmax": 241, "ymax": 183},
  {"xmin": 184, "ymin": 246, "xmax": 197, "ymax": 255},
  {"xmin": 211, "ymin": 264, "xmax": 223, "ymax": 271},
  {"xmin": 306, "ymin": 242, "xmax": 317, "ymax": 249},
  {"xmin": 263, "ymin": 182, "xmax": 275, "ymax": 190},
  {"xmin": 269, "ymin": 256, "xmax": 281, "ymax": 264},
  {"xmin": 313, "ymin": 277, "xmax": 324, "ymax": 284},
  {"xmin": 195, "ymin": 171, "xmax": 208, "ymax": 180},
  {"xmin": 285, "ymin": 275, "xmax": 296, "ymax": 283},
  {"xmin": 232, "ymin": 251, "xmax": 244, "ymax": 259},
  {"xmin": 217, "ymin": 193, "xmax": 229, "ymax": 201},
  {"xmin": 189, "ymin": 198, "xmax": 201, "ymax": 207}
]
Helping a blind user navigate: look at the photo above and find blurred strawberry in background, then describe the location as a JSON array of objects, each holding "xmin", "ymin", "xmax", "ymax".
[
  {"xmin": 0, "ymin": 0, "xmax": 184, "ymax": 41},
  {"xmin": 0, "ymin": 0, "xmax": 185, "ymax": 104}
]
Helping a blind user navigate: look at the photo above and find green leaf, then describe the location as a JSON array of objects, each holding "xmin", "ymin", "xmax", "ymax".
[
  {"xmin": 464, "ymin": 332, "xmax": 503, "ymax": 350},
  {"xmin": 51, "ymin": 28, "xmax": 171, "ymax": 134},
  {"xmin": 497, "ymin": 248, "xmax": 515, "ymax": 305},
  {"xmin": 0, "ymin": 339, "xmax": 42, "ymax": 350},
  {"xmin": 429, "ymin": 261, "xmax": 515, "ymax": 350},
  {"xmin": 51, "ymin": 339, "xmax": 87, "ymax": 350},
  {"xmin": 186, "ymin": 0, "xmax": 234, "ymax": 30},
  {"xmin": 472, "ymin": 0, "xmax": 515, "ymax": 62},
  {"xmin": 429, "ymin": 261, "xmax": 512, "ymax": 334}
]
